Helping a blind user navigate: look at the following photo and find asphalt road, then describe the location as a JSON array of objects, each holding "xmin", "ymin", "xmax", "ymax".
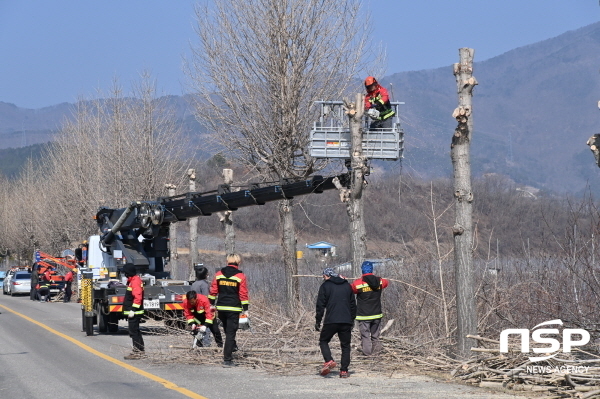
[{"xmin": 0, "ymin": 294, "xmax": 522, "ymax": 399}]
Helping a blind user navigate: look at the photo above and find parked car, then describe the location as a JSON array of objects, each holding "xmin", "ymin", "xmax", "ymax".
[
  {"xmin": 0, "ymin": 271, "xmax": 5, "ymax": 289},
  {"xmin": 6, "ymin": 271, "xmax": 31, "ymax": 296},
  {"xmin": 3, "ymin": 267, "xmax": 29, "ymax": 295}
]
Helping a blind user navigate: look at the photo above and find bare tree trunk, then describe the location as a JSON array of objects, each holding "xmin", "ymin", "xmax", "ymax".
[
  {"xmin": 221, "ymin": 168, "xmax": 235, "ymax": 254},
  {"xmin": 166, "ymin": 184, "xmax": 178, "ymax": 279},
  {"xmin": 188, "ymin": 169, "xmax": 198, "ymax": 278},
  {"xmin": 451, "ymin": 48, "xmax": 478, "ymax": 358},
  {"xmin": 346, "ymin": 93, "xmax": 367, "ymax": 278},
  {"xmin": 279, "ymin": 199, "xmax": 299, "ymax": 312}
]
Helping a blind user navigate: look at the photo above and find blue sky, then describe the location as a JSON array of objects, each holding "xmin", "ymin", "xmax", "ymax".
[{"xmin": 1, "ymin": 0, "xmax": 598, "ymax": 109}]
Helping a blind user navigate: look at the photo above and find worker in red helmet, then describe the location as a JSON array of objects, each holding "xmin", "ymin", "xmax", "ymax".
[{"xmin": 364, "ymin": 76, "xmax": 395, "ymax": 129}]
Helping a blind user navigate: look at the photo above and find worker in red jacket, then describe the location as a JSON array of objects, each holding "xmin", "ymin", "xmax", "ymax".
[
  {"xmin": 63, "ymin": 269, "xmax": 74, "ymax": 303},
  {"xmin": 122, "ymin": 264, "xmax": 145, "ymax": 359},
  {"xmin": 44, "ymin": 269, "xmax": 53, "ymax": 282},
  {"xmin": 364, "ymin": 76, "xmax": 395, "ymax": 129},
  {"xmin": 350, "ymin": 261, "xmax": 389, "ymax": 356},
  {"xmin": 182, "ymin": 290, "xmax": 223, "ymax": 347},
  {"xmin": 208, "ymin": 254, "xmax": 249, "ymax": 367}
]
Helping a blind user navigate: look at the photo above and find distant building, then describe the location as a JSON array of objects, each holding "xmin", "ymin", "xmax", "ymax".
[{"xmin": 305, "ymin": 241, "xmax": 336, "ymax": 257}]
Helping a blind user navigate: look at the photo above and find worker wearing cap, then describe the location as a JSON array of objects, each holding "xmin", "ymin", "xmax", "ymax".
[
  {"xmin": 364, "ymin": 76, "xmax": 395, "ymax": 129},
  {"xmin": 122, "ymin": 264, "xmax": 145, "ymax": 359},
  {"xmin": 315, "ymin": 267, "xmax": 356, "ymax": 378},
  {"xmin": 351, "ymin": 261, "xmax": 389, "ymax": 356},
  {"xmin": 208, "ymin": 253, "xmax": 249, "ymax": 367}
]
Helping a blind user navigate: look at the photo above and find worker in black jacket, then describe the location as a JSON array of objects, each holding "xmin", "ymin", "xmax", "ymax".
[{"xmin": 315, "ymin": 268, "xmax": 356, "ymax": 378}]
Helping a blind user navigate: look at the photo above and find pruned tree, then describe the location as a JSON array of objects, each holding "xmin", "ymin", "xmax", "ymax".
[
  {"xmin": 451, "ymin": 48, "xmax": 478, "ymax": 358},
  {"xmin": 188, "ymin": 168, "xmax": 199, "ymax": 275},
  {"xmin": 219, "ymin": 168, "xmax": 236, "ymax": 254},
  {"xmin": 187, "ymin": 0, "xmax": 382, "ymax": 312},
  {"xmin": 334, "ymin": 94, "xmax": 368, "ymax": 277}
]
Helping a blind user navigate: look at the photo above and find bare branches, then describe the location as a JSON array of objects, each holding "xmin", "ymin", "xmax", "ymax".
[
  {"xmin": 187, "ymin": 0, "xmax": 381, "ymax": 180},
  {"xmin": 0, "ymin": 75, "xmax": 189, "ymax": 256}
]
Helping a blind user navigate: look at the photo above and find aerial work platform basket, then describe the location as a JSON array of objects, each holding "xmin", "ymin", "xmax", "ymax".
[{"xmin": 309, "ymin": 101, "xmax": 404, "ymax": 160}]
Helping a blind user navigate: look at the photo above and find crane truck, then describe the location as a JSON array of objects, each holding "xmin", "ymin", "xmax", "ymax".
[{"xmin": 81, "ymin": 173, "xmax": 348, "ymax": 335}]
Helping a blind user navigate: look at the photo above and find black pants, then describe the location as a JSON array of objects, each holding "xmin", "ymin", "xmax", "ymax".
[
  {"xmin": 38, "ymin": 287, "xmax": 49, "ymax": 302},
  {"xmin": 319, "ymin": 323, "xmax": 352, "ymax": 372},
  {"xmin": 128, "ymin": 315, "xmax": 145, "ymax": 352},
  {"xmin": 208, "ymin": 322, "xmax": 224, "ymax": 346},
  {"xmin": 64, "ymin": 282, "xmax": 72, "ymax": 303},
  {"xmin": 369, "ymin": 117, "xmax": 393, "ymax": 129},
  {"xmin": 218, "ymin": 311, "xmax": 240, "ymax": 361}
]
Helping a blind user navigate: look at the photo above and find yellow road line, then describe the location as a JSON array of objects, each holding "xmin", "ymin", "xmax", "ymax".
[{"xmin": 0, "ymin": 303, "xmax": 209, "ymax": 399}]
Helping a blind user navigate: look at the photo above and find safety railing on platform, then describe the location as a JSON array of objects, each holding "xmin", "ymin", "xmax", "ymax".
[{"xmin": 309, "ymin": 101, "xmax": 404, "ymax": 160}]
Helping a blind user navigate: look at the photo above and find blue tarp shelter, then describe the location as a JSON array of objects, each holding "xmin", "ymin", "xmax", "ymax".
[{"xmin": 306, "ymin": 241, "xmax": 335, "ymax": 249}]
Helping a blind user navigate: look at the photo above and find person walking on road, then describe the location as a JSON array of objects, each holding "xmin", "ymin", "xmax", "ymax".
[
  {"xmin": 208, "ymin": 254, "xmax": 249, "ymax": 367},
  {"xmin": 122, "ymin": 264, "xmax": 145, "ymax": 359},
  {"xmin": 30, "ymin": 263, "xmax": 39, "ymax": 301},
  {"xmin": 183, "ymin": 290, "xmax": 223, "ymax": 348},
  {"xmin": 315, "ymin": 267, "xmax": 356, "ymax": 378},
  {"xmin": 351, "ymin": 261, "xmax": 389, "ymax": 356}
]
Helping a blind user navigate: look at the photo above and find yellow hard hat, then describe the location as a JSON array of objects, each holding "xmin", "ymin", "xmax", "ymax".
[{"xmin": 83, "ymin": 240, "xmax": 88, "ymax": 245}]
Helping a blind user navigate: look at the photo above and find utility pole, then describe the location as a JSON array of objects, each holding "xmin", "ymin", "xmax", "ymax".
[
  {"xmin": 220, "ymin": 168, "xmax": 235, "ymax": 254},
  {"xmin": 165, "ymin": 183, "xmax": 178, "ymax": 279},
  {"xmin": 188, "ymin": 169, "xmax": 198, "ymax": 278},
  {"xmin": 451, "ymin": 48, "xmax": 478, "ymax": 358}
]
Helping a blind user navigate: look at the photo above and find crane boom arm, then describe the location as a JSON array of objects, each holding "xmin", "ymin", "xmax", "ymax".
[{"xmin": 94, "ymin": 173, "xmax": 348, "ymax": 271}]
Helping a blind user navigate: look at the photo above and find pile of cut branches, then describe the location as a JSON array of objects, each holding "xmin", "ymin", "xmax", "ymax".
[
  {"xmin": 451, "ymin": 335, "xmax": 600, "ymax": 398},
  {"xmin": 142, "ymin": 301, "xmax": 457, "ymax": 377}
]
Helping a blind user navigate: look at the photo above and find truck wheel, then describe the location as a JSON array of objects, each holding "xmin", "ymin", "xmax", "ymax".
[
  {"xmin": 97, "ymin": 303, "xmax": 108, "ymax": 333},
  {"xmin": 108, "ymin": 312, "xmax": 119, "ymax": 333}
]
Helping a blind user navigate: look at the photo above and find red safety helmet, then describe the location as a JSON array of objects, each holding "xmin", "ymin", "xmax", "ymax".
[{"xmin": 364, "ymin": 76, "xmax": 377, "ymax": 87}]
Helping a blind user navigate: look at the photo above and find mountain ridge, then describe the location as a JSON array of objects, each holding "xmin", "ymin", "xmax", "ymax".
[{"xmin": 3, "ymin": 22, "xmax": 600, "ymax": 193}]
